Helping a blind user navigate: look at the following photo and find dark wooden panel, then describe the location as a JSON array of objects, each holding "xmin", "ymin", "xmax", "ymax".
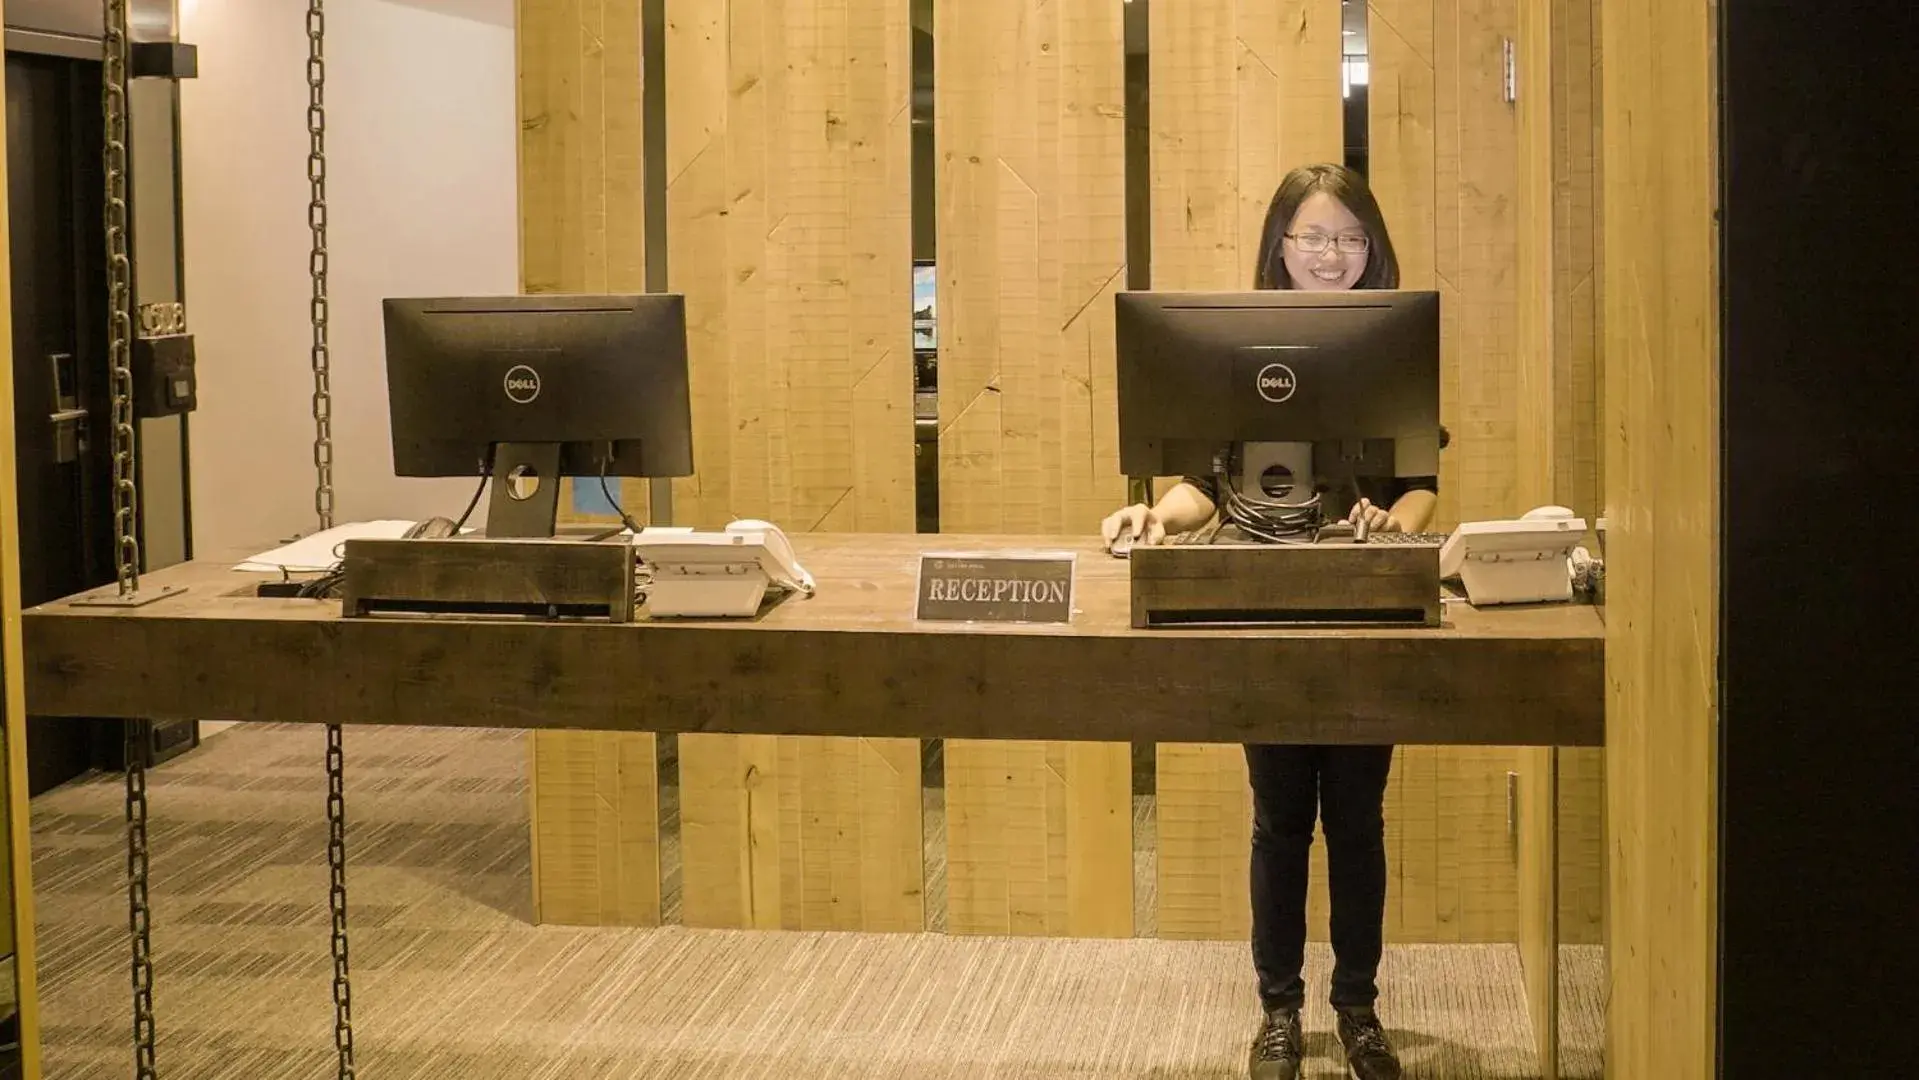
[
  {"xmin": 1130, "ymin": 543, "xmax": 1442, "ymax": 627},
  {"xmin": 339, "ymin": 537, "xmax": 635, "ymax": 621},
  {"xmin": 1718, "ymin": 2, "xmax": 1919, "ymax": 1076},
  {"xmin": 23, "ymin": 535, "xmax": 1602, "ymax": 746}
]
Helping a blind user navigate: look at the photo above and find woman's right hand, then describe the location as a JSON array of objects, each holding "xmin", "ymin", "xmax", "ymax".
[{"xmin": 1100, "ymin": 504, "xmax": 1165, "ymax": 550}]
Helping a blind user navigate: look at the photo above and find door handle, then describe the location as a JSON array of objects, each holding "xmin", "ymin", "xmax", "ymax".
[{"xmin": 48, "ymin": 352, "xmax": 88, "ymax": 464}]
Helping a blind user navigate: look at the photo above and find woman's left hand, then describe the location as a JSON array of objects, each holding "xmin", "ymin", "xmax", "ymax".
[{"xmin": 1347, "ymin": 497, "xmax": 1401, "ymax": 533}]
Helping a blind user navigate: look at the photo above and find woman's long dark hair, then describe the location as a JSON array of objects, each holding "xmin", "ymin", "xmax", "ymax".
[{"xmin": 1253, "ymin": 163, "xmax": 1401, "ymax": 291}]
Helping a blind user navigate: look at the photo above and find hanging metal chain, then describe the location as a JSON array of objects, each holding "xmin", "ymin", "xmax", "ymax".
[
  {"xmin": 326, "ymin": 724, "xmax": 356, "ymax": 1077},
  {"xmin": 104, "ymin": 0, "xmax": 139, "ymax": 597},
  {"xmin": 125, "ymin": 720, "xmax": 156, "ymax": 1080},
  {"xmin": 308, "ymin": 0, "xmax": 334, "ymax": 532},
  {"xmin": 106, "ymin": 2, "xmax": 158, "ymax": 1076},
  {"xmin": 308, "ymin": 4, "xmax": 357, "ymax": 1076}
]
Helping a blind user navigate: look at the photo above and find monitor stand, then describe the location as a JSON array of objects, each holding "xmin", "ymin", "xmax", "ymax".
[
  {"xmin": 1240, "ymin": 442, "xmax": 1315, "ymax": 503},
  {"xmin": 485, "ymin": 443, "xmax": 562, "ymax": 538}
]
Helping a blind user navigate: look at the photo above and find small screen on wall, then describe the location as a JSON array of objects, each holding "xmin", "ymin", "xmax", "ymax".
[{"xmin": 913, "ymin": 263, "xmax": 936, "ymax": 350}]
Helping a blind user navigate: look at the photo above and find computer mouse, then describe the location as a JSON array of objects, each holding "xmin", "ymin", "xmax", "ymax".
[
  {"xmin": 1522, "ymin": 505, "xmax": 1576, "ymax": 521},
  {"xmin": 404, "ymin": 516, "xmax": 458, "ymax": 539},
  {"xmin": 1108, "ymin": 521, "xmax": 1137, "ymax": 558}
]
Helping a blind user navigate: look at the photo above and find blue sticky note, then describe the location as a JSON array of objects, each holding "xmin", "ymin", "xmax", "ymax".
[{"xmin": 571, "ymin": 479, "xmax": 620, "ymax": 517}]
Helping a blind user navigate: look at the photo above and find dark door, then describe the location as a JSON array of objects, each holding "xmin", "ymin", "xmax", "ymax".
[{"xmin": 8, "ymin": 50, "xmax": 116, "ymax": 794}]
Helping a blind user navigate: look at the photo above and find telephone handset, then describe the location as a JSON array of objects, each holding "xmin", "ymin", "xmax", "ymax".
[{"xmin": 723, "ymin": 519, "xmax": 815, "ymax": 595}]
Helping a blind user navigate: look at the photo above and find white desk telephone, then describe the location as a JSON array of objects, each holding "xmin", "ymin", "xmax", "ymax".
[
  {"xmin": 630, "ymin": 519, "xmax": 815, "ymax": 618},
  {"xmin": 1439, "ymin": 505, "xmax": 1589, "ymax": 605}
]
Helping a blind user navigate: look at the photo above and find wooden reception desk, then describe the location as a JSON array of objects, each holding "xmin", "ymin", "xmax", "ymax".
[
  {"xmin": 22, "ymin": 534, "xmax": 1602, "ymax": 747},
  {"xmin": 21, "ymin": 531, "xmax": 1602, "ymax": 1073}
]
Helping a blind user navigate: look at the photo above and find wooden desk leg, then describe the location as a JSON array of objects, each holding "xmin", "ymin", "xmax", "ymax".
[
  {"xmin": 528, "ymin": 732, "xmax": 662, "ymax": 927},
  {"xmin": 1518, "ymin": 746, "xmax": 1561, "ymax": 1080},
  {"xmin": 679, "ymin": 735, "xmax": 923, "ymax": 933},
  {"xmin": 945, "ymin": 740, "xmax": 1133, "ymax": 938}
]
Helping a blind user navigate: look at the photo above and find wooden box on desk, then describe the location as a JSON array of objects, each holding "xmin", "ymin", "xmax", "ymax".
[
  {"xmin": 339, "ymin": 537, "xmax": 635, "ymax": 621},
  {"xmin": 1128, "ymin": 541, "xmax": 1442, "ymax": 628}
]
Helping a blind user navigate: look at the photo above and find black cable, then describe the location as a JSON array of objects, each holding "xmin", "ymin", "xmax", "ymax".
[
  {"xmin": 597, "ymin": 457, "xmax": 645, "ymax": 537},
  {"xmin": 1217, "ymin": 457, "xmax": 1322, "ymax": 544},
  {"xmin": 452, "ymin": 470, "xmax": 488, "ymax": 533}
]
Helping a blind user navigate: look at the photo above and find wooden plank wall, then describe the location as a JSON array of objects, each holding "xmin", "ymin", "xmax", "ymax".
[
  {"xmin": 0, "ymin": 0, "xmax": 49, "ymax": 1056},
  {"xmin": 518, "ymin": 0, "xmax": 649, "ymax": 531},
  {"xmin": 1513, "ymin": 1, "xmax": 1557, "ymax": 1068},
  {"xmin": 1601, "ymin": 0, "xmax": 1719, "ymax": 1075},
  {"xmin": 933, "ymin": 0, "xmax": 1134, "ymax": 938},
  {"xmin": 1372, "ymin": 0, "xmax": 1523, "ymax": 947},
  {"xmin": 1147, "ymin": 0, "xmax": 1345, "ymax": 945},
  {"xmin": 933, "ymin": 0, "xmax": 1129, "ymax": 536},
  {"xmin": 517, "ymin": 0, "xmax": 1604, "ymax": 946},
  {"xmin": 517, "ymin": 0, "xmax": 663, "ymax": 926},
  {"xmin": 1553, "ymin": 0, "xmax": 1606, "ymax": 955},
  {"xmin": 1517, "ymin": 2, "xmax": 1606, "ymax": 1062},
  {"xmin": 665, "ymin": 0, "xmax": 923, "ymax": 933}
]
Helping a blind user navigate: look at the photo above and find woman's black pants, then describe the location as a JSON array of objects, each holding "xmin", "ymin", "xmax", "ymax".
[{"xmin": 1245, "ymin": 743, "xmax": 1395, "ymax": 1011}]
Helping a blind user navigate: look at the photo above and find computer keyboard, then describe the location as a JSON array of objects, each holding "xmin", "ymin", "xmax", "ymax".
[
  {"xmin": 1114, "ymin": 526, "xmax": 1448, "ymax": 557},
  {"xmin": 1352, "ymin": 531, "xmax": 1449, "ymax": 546}
]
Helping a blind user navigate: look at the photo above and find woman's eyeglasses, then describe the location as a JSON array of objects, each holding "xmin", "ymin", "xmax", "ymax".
[{"xmin": 1285, "ymin": 231, "xmax": 1370, "ymax": 255}]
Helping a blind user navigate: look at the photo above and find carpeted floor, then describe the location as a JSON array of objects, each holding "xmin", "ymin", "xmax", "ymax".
[{"xmin": 27, "ymin": 725, "xmax": 1576, "ymax": 1079}]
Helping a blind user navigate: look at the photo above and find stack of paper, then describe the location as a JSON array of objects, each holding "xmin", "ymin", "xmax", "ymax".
[{"xmin": 233, "ymin": 521, "xmax": 420, "ymax": 573}]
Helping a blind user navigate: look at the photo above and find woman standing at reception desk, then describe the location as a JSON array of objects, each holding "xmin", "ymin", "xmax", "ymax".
[{"xmin": 1102, "ymin": 163, "xmax": 1428, "ymax": 1080}]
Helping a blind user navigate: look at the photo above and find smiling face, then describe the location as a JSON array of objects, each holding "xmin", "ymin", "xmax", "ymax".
[{"xmin": 1281, "ymin": 191, "xmax": 1371, "ymax": 291}]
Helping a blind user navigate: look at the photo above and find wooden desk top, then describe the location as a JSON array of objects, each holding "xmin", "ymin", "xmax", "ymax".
[{"xmin": 23, "ymin": 533, "xmax": 1603, "ymax": 746}]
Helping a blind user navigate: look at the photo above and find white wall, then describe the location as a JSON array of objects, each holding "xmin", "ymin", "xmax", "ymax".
[{"xmin": 180, "ymin": 0, "xmax": 518, "ymax": 554}]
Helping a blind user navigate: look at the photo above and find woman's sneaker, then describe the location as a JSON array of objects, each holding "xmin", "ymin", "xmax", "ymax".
[
  {"xmin": 1334, "ymin": 1006, "xmax": 1403, "ymax": 1080},
  {"xmin": 1248, "ymin": 1007, "xmax": 1304, "ymax": 1080}
]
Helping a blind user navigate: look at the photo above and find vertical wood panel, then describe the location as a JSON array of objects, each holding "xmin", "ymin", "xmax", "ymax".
[
  {"xmin": 1368, "ymin": 5, "xmax": 1445, "ymax": 949},
  {"xmin": 1552, "ymin": 0, "xmax": 1601, "ymax": 522},
  {"xmin": 518, "ymin": 0, "xmax": 663, "ymax": 926},
  {"xmin": 935, "ymin": 0, "xmax": 1134, "ymax": 939},
  {"xmin": 0, "ymin": 0, "xmax": 48, "ymax": 1056},
  {"xmin": 1518, "ymin": 753, "xmax": 1560, "ymax": 1080},
  {"xmin": 1154, "ymin": 743, "xmax": 1251, "ymax": 941},
  {"xmin": 1515, "ymin": 2, "xmax": 1560, "ymax": 1069},
  {"xmin": 681, "ymin": 736, "xmax": 922, "ymax": 931},
  {"xmin": 1602, "ymin": 1, "xmax": 1718, "ymax": 1072},
  {"xmin": 1149, "ymin": 0, "xmax": 1344, "ymax": 944},
  {"xmin": 667, "ymin": 0, "xmax": 921, "ymax": 932},
  {"xmin": 935, "ymin": 0, "xmax": 1127, "ymax": 533},
  {"xmin": 1557, "ymin": 747, "xmax": 1605, "ymax": 946},
  {"xmin": 529, "ymin": 730, "xmax": 661, "ymax": 925},
  {"xmin": 520, "ymin": 0, "xmax": 651, "ymax": 529},
  {"xmin": 1369, "ymin": 0, "xmax": 1528, "ymax": 951},
  {"xmin": 945, "ymin": 741, "xmax": 1132, "ymax": 937}
]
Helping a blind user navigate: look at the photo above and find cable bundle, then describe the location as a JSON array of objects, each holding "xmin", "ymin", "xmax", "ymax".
[{"xmin": 1216, "ymin": 466, "xmax": 1323, "ymax": 544}]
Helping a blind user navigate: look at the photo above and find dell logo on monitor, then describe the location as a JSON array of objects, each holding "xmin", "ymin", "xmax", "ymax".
[
  {"xmin": 503, "ymin": 364, "xmax": 542, "ymax": 405},
  {"xmin": 1256, "ymin": 362, "xmax": 1298, "ymax": 403}
]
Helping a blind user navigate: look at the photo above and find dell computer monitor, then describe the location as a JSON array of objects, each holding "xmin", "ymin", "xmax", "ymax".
[
  {"xmin": 382, "ymin": 294, "xmax": 694, "ymax": 537},
  {"xmin": 1115, "ymin": 290, "xmax": 1440, "ymax": 484}
]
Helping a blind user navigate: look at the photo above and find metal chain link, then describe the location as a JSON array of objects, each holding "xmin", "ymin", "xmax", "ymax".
[
  {"xmin": 326, "ymin": 724, "xmax": 356, "ymax": 1077},
  {"xmin": 125, "ymin": 724, "xmax": 156, "ymax": 1079},
  {"xmin": 309, "ymin": 4, "xmax": 356, "ymax": 1075},
  {"xmin": 104, "ymin": 0, "xmax": 139, "ymax": 596},
  {"xmin": 308, "ymin": 0, "xmax": 334, "ymax": 531},
  {"xmin": 106, "ymin": 2, "xmax": 158, "ymax": 1075}
]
